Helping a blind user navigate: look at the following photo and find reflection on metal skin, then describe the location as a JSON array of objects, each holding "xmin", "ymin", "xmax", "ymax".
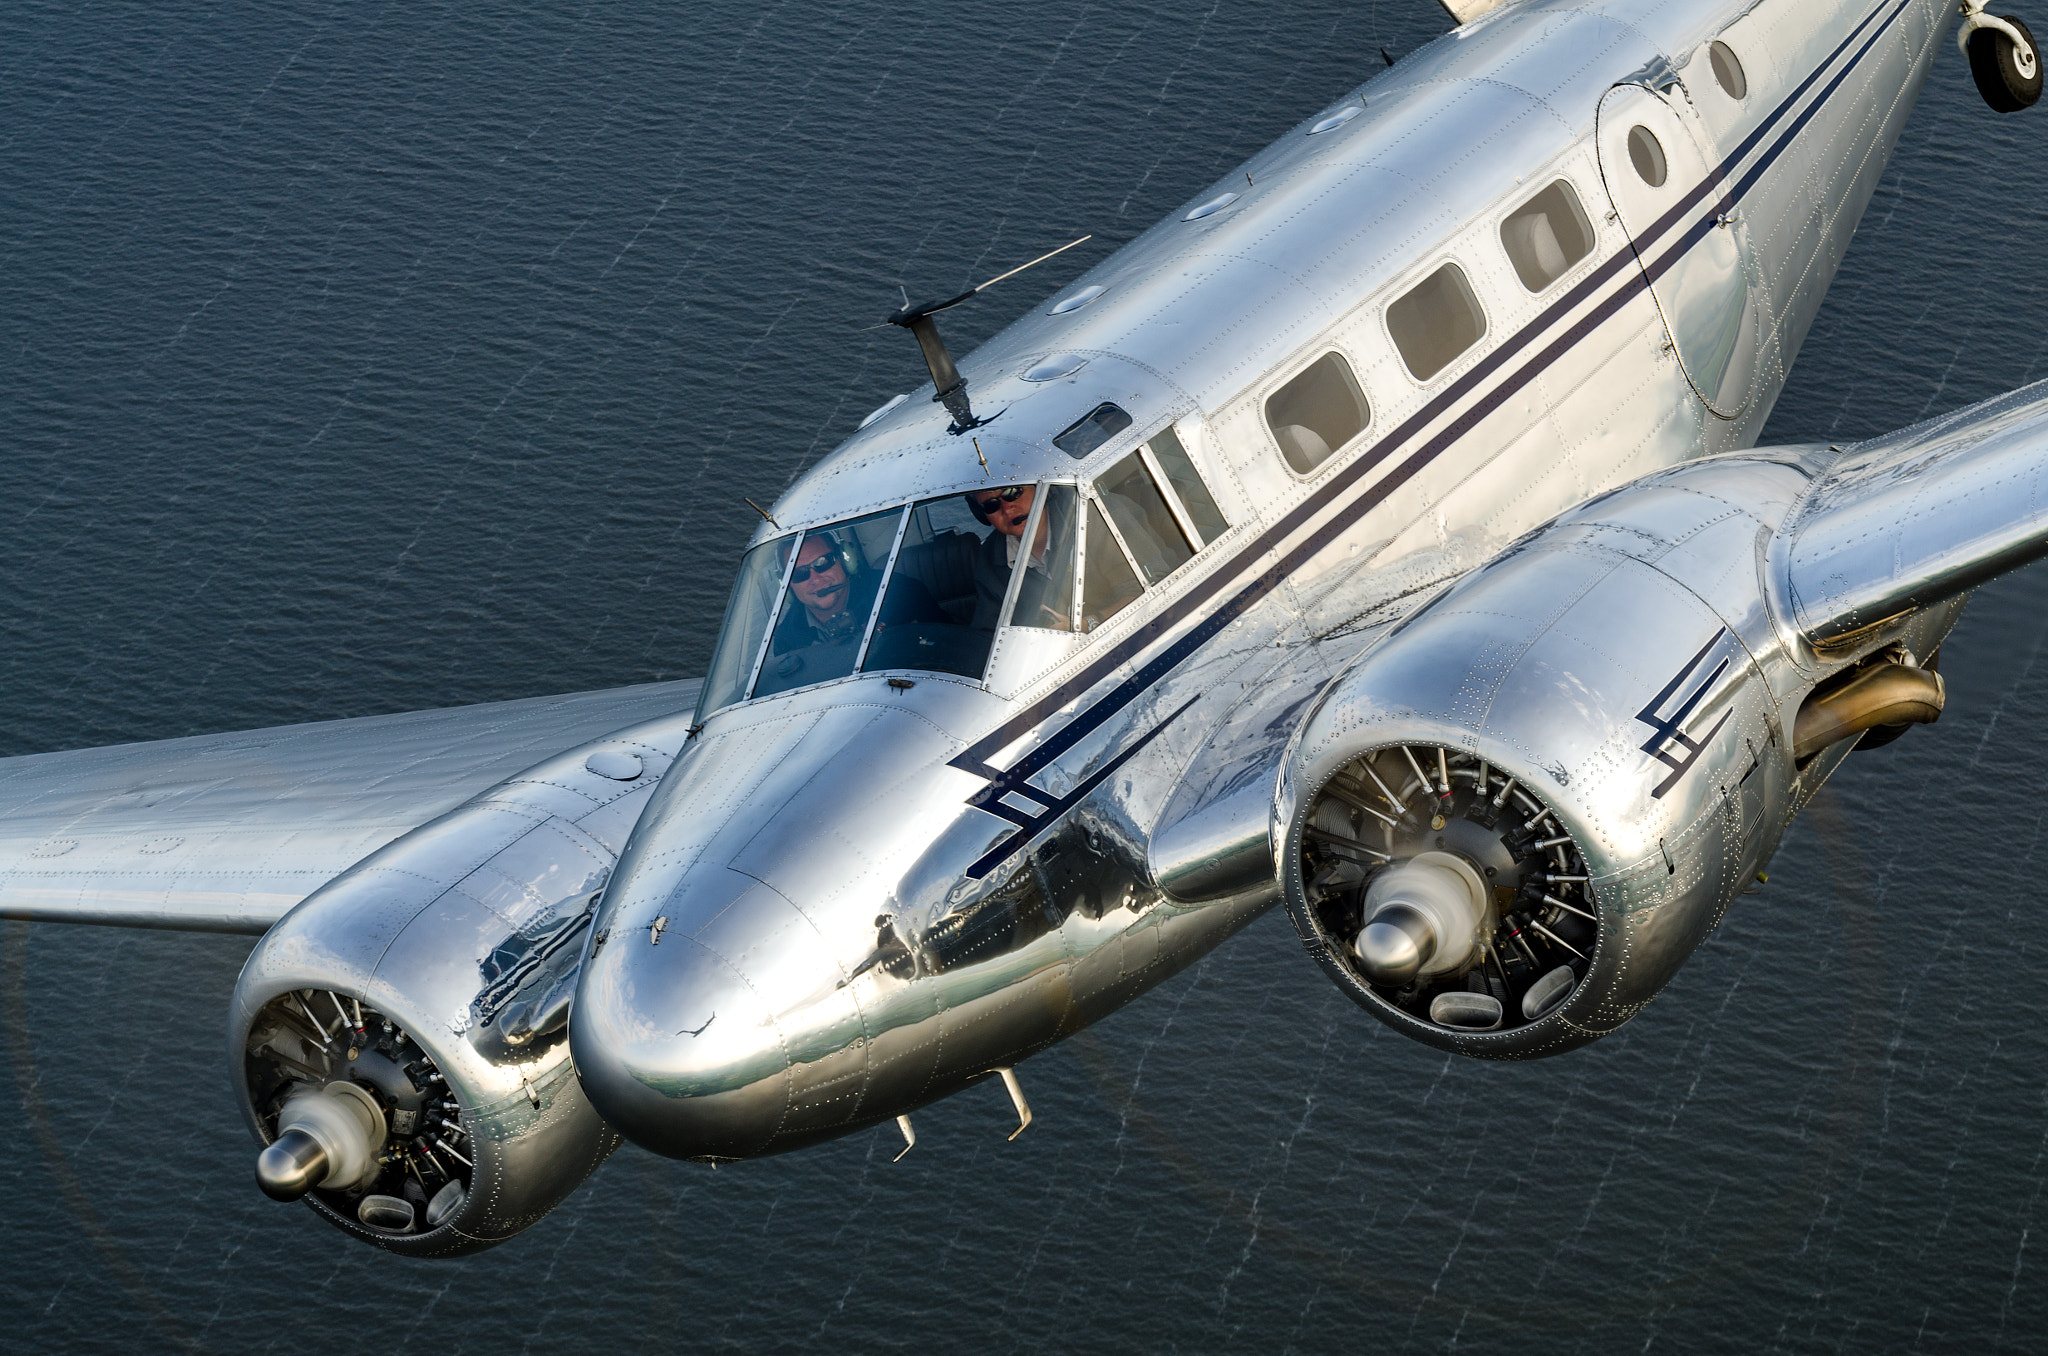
[
  {"xmin": 255, "ymin": 1129, "xmax": 330, "ymax": 1202},
  {"xmin": 255, "ymin": 1081, "xmax": 384, "ymax": 1200},
  {"xmin": 1149, "ymin": 762, "xmax": 1284, "ymax": 904},
  {"xmin": 572, "ymin": 684, "xmax": 1270, "ymax": 1162},
  {"xmin": 1354, "ymin": 852, "xmax": 1487, "ymax": 983},
  {"xmin": 1277, "ymin": 448, "xmax": 1965, "ymax": 1058},
  {"xmin": 1596, "ymin": 79, "xmax": 1759, "ymax": 419},
  {"xmin": 1782, "ymin": 384, "xmax": 2048, "ymax": 649},
  {"xmin": 229, "ymin": 707, "xmax": 695, "ymax": 1255},
  {"xmin": 571, "ymin": 874, "xmax": 796, "ymax": 1161}
]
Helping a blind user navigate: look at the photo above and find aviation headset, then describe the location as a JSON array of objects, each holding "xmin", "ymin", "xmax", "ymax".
[
  {"xmin": 966, "ymin": 483, "xmax": 1029, "ymax": 526},
  {"xmin": 789, "ymin": 531, "xmax": 861, "ymax": 583}
]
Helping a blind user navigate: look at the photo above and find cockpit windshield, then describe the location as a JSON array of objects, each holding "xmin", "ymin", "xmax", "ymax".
[
  {"xmin": 695, "ymin": 423, "xmax": 1236, "ymax": 721},
  {"xmin": 695, "ymin": 491, "xmax": 1015, "ymax": 719},
  {"xmin": 752, "ymin": 510, "xmax": 903, "ymax": 699}
]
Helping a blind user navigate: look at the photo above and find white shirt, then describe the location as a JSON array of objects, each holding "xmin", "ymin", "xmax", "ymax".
[{"xmin": 1005, "ymin": 531, "xmax": 1047, "ymax": 570}]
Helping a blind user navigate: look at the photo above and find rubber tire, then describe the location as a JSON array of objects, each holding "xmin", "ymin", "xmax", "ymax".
[{"xmin": 1970, "ymin": 16, "xmax": 2044, "ymax": 113}]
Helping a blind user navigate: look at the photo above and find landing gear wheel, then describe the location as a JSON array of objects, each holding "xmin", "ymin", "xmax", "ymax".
[{"xmin": 1970, "ymin": 16, "xmax": 2043, "ymax": 112}]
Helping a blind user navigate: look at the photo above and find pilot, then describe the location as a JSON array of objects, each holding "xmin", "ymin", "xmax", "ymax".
[
  {"xmin": 784, "ymin": 532, "xmax": 866, "ymax": 644},
  {"xmin": 967, "ymin": 483, "xmax": 1053, "ymax": 629},
  {"xmin": 770, "ymin": 529, "xmax": 945, "ymax": 663}
]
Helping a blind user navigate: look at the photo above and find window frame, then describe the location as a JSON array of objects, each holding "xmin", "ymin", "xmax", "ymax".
[
  {"xmin": 993, "ymin": 480, "xmax": 1062, "ymax": 632},
  {"xmin": 1093, "ymin": 445, "xmax": 1199, "ymax": 587},
  {"xmin": 849, "ymin": 503, "xmax": 915, "ymax": 674},
  {"xmin": 1138, "ymin": 419, "xmax": 1233, "ymax": 550},
  {"xmin": 708, "ymin": 429, "xmax": 1241, "ymax": 719},
  {"xmin": 749, "ymin": 505, "xmax": 910, "ymax": 703},
  {"xmin": 1076, "ymin": 487, "xmax": 1147, "ymax": 634},
  {"xmin": 1135, "ymin": 442, "xmax": 1206, "ymax": 550},
  {"xmin": 740, "ymin": 537, "xmax": 802, "ymax": 704},
  {"xmin": 1497, "ymin": 177, "xmax": 1597, "ymax": 296},
  {"xmin": 1085, "ymin": 482, "xmax": 1152, "ymax": 596},
  {"xmin": 696, "ymin": 531, "xmax": 798, "ymax": 724},
  {"xmin": 1382, "ymin": 257, "xmax": 1492, "ymax": 387},
  {"xmin": 1261, "ymin": 346, "xmax": 1375, "ymax": 481}
]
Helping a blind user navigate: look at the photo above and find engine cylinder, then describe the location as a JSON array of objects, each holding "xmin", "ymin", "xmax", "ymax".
[
  {"xmin": 234, "ymin": 908, "xmax": 620, "ymax": 1256},
  {"xmin": 223, "ymin": 713, "xmax": 694, "ymax": 1253},
  {"xmin": 1284, "ymin": 740, "xmax": 1609, "ymax": 1056}
]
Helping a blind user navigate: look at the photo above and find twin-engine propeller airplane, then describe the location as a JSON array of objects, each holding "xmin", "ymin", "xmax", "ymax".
[{"xmin": 3, "ymin": 0, "xmax": 2046, "ymax": 1256}]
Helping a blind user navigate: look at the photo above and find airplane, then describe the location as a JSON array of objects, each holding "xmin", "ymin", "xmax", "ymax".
[{"xmin": 2, "ymin": 0, "xmax": 2044, "ymax": 1258}]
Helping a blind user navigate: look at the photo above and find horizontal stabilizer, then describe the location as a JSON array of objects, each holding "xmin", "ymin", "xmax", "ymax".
[
  {"xmin": 1782, "ymin": 380, "xmax": 2048, "ymax": 650},
  {"xmin": 0, "ymin": 680, "xmax": 698, "ymax": 933}
]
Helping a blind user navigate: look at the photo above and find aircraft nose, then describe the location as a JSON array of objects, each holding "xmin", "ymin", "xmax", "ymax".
[{"xmin": 570, "ymin": 868, "xmax": 795, "ymax": 1161}]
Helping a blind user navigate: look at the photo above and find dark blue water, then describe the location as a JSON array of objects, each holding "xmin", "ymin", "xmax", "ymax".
[{"xmin": 5, "ymin": 2, "xmax": 2048, "ymax": 1350}]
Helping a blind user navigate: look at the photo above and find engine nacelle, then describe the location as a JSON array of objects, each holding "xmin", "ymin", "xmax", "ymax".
[
  {"xmin": 1279, "ymin": 449, "xmax": 1957, "ymax": 1057},
  {"xmin": 227, "ymin": 712, "xmax": 690, "ymax": 1255}
]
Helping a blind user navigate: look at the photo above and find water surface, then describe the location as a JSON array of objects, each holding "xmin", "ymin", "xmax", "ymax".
[{"xmin": 5, "ymin": 2, "xmax": 2048, "ymax": 1350}]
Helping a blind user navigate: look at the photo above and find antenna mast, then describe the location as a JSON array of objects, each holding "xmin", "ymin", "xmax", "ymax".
[{"xmin": 885, "ymin": 235, "xmax": 1091, "ymax": 436}]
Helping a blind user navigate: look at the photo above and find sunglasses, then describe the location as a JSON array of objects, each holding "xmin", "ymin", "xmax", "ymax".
[
  {"xmin": 974, "ymin": 486, "xmax": 1028, "ymax": 517},
  {"xmin": 789, "ymin": 555, "xmax": 845, "ymax": 584}
]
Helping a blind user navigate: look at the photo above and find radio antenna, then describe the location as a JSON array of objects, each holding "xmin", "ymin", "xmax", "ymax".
[
  {"xmin": 886, "ymin": 234, "xmax": 1092, "ymax": 435},
  {"xmin": 743, "ymin": 496, "xmax": 780, "ymax": 529}
]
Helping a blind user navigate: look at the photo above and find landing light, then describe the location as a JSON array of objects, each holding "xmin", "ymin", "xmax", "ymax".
[{"xmin": 1309, "ymin": 105, "xmax": 1362, "ymax": 134}]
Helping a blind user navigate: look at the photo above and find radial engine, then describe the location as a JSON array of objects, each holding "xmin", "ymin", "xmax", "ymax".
[
  {"xmin": 1277, "ymin": 448, "xmax": 1957, "ymax": 1056},
  {"xmin": 227, "ymin": 720, "xmax": 687, "ymax": 1255}
]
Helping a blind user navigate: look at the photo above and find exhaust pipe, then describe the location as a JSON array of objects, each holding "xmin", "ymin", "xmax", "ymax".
[{"xmin": 1792, "ymin": 659, "xmax": 1944, "ymax": 762}]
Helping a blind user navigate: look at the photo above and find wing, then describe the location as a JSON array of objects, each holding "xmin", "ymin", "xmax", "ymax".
[
  {"xmin": 0, "ymin": 679, "xmax": 699, "ymax": 934},
  {"xmin": 1783, "ymin": 379, "xmax": 2048, "ymax": 650}
]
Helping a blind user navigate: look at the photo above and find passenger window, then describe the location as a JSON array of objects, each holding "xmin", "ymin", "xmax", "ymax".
[
  {"xmin": 1709, "ymin": 41, "xmax": 1747, "ymax": 100},
  {"xmin": 1627, "ymin": 126, "xmax": 1667, "ymax": 187},
  {"xmin": 754, "ymin": 509, "xmax": 906, "ymax": 699},
  {"xmin": 861, "ymin": 494, "xmax": 1005, "ymax": 680},
  {"xmin": 1500, "ymin": 181, "xmax": 1594, "ymax": 293},
  {"xmin": 1054, "ymin": 402, "xmax": 1134, "ymax": 458},
  {"xmin": 1081, "ymin": 500, "xmax": 1144, "ymax": 631},
  {"xmin": 1144, "ymin": 426, "xmax": 1229, "ymax": 544},
  {"xmin": 1388, "ymin": 262, "xmax": 1487, "ymax": 381},
  {"xmin": 1007, "ymin": 485, "xmax": 1080, "ymax": 632},
  {"xmin": 1096, "ymin": 452, "xmax": 1194, "ymax": 584},
  {"xmin": 1265, "ymin": 352, "xmax": 1370, "ymax": 474}
]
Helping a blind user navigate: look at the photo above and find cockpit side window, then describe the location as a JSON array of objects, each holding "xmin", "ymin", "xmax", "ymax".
[
  {"xmin": 752, "ymin": 508, "xmax": 907, "ymax": 700},
  {"xmin": 1006, "ymin": 484, "xmax": 1079, "ymax": 632},
  {"xmin": 1081, "ymin": 498, "xmax": 1145, "ymax": 632},
  {"xmin": 860, "ymin": 493, "xmax": 1008, "ymax": 680},
  {"xmin": 1499, "ymin": 180, "xmax": 1593, "ymax": 293},
  {"xmin": 1096, "ymin": 451, "xmax": 1194, "ymax": 584},
  {"xmin": 1143, "ymin": 426, "xmax": 1229, "ymax": 545},
  {"xmin": 696, "ymin": 534, "xmax": 791, "ymax": 720}
]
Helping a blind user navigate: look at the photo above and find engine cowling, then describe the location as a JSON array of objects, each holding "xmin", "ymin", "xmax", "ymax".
[
  {"xmin": 227, "ymin": 713, "xmax": 690, "ymax": 1255},
  {"xmin": 1278, "ymin": 450, "xmax": 1957, "ymax": 1057}
]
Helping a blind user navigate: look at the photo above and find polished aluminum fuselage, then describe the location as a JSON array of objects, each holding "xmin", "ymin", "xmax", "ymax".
[{"xmin": 570, "ymin": 0, "xmax": 1955, "ymax": 1158}]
